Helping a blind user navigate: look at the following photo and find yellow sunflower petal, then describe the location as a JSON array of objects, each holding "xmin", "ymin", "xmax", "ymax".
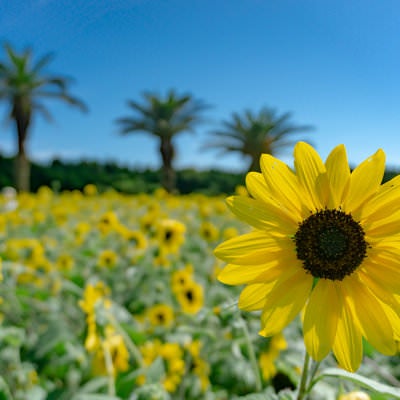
[
  {"xmin": 218, "ymin": 263, "xmax": 276, "ymax": 285},
  {"xmin": 332, "ymin": 288, "xmax": 363, "ymax": 372},
  {"xmin": 359, "ymin": 254, "xmax": 400, "ymax": 293},
  {"xmin": 293, "ymin": 141, "xmax": 330, "ymax": 210},
  {"xmin": 380, "ymin": 299, "xmax": 400, "ymax": 340},
  {"xmin": 238, "ymin": 282, "xmax": 276, "ymax": 311},
  {"xmin": 259, "ymin": 154, "xmax": 307, "ymax": 216},
  {"xmin": 357, "ymin": 269, "xmax": 400, "ymax": 313},
  {"xmin": 364, "ymin": 210, "xmax": 400, "ymax": 238},
  {"xmin": 342, "ymin": 149, "xmax": 385, "ymax": 215},
  {"xmin": 303, "ymin": 279, "xmax": 340, "ymax": 361},
  {"xmin": 358, "ymin": 175, "xmax": 400, "ymax": 222},
  {"xmin": 259, "ymin": 270, "xmax": 313, "ymax": 337},
  {"xmin": 218, "ymin": 250, "xmax": 300, "ymax": 285},
  {"xmin": 246, "ymin": 172, "xmax": 301, "ymax": 224},
  {"xmin": 325, "ymin": 144, "xmax": 350, "ymax": 209},
  {"xmin": 214, "ymin": 231, "xmax": 292, "ymax": 265},
  {"xmin": 226, "ymin": 196, "xmax": 295, "ymax": 234},
  {"xmin": 343, "ymin": 276, "xmax": 396, "ymax": 355}
]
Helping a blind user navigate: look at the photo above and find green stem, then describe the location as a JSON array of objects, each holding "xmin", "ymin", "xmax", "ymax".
[
  {"xmin": 297, "ymin": 352, "xmax": 311, "ymax": 400},
  {"xmin": 107, "ymin": 313, "xmax": 144, "ymax": 368},
  {"xmin": 308, "ymin": 360, "xmax": 321, "ymax": 384},
  {"xmin": 239, "ymin": 314, "xmax": 263, "ymax": 392},
  {"xmin": 102, "ymin": 341, "xmax": 116, "ymax": 396}
]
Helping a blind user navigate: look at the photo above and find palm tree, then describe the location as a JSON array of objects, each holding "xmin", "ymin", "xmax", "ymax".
[
  {"xmin": 205, "ymin": 106, "xmax": 314, "ymax": 172},
  {"xmin": 0, "ymin": 43, "xmax": 87, "ymax": 192},
  {"xmin": 116, "ymin": 89, "xmax": 209, "ymax": 193}
]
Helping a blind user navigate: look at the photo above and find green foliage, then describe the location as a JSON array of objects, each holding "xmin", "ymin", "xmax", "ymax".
[{"xmin": 0, "ymin": 153, "xmax": 245, "ymax": 195}]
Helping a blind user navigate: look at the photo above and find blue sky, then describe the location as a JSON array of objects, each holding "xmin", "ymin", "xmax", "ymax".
[{"xmin": 1, "ymin": 0, "xmax": 400, "ymax": 172}]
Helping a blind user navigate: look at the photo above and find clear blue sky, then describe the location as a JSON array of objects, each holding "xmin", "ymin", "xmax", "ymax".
[{"xmin": 1, "ymin": 0, "xmax": 400, "ymax": 172}]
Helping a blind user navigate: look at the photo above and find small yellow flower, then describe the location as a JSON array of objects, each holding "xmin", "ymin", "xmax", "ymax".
[
  {"xmin": 92, "ymin": 326, "xmax": 130, "ymax": 376},
  {"xmin": 338, "ymin": 392, "xmax": 371, "ymax": 400},
  {"xmin": 171, "ymin": 264, "xmax": 194, "ymax": 293},
  {"xmin": 97, "ymin": 249, "xmax": 118, "ymax": 268},
  {"xmin": 222, "ymin": 226, "xmax": 239, "ymax": 240},
  {"xmin": 199, "ymin": 221, "xmax": 219, "ymax": 242},
  {"xmin": 119, "ymin": 227, "xmax": 148, "ymax": 249},
  {"xmin": 175, "ymin": 280, "xmax": 204, "ymax": 314},
  {"xmin": 83, "ymin": 184, "xmax": 98, "ymax": 196},
  {"xmin": 56, "ymin": 254, "xmax": 74, "ymax": 272},
  {"xmin": 156, "ymin": 219, "xmax": 186, "ymax": 254},
  {"xmin": 98, "ymin": 211, "xmax": 120, "ymax": 235},
  {"xmin": 147, "ymin": 303, "xmax": 175, "ymax": 328},
  {"xmin": 258, "ymin": 333, "xmax": 287, "ymax": 381}
]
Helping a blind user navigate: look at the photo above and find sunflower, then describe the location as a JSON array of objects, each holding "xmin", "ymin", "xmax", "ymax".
[
  {"xmin": 215, "ymin": 142, "xmax": 400, "ymax": 372},
  {"xmin": 97, "ymin": 249, "xmax": 118, "ymax": 268},
  {"xmin": 147, "ymin": 303, "xmax": 175, "ymax": 328},
  {"xmin": 175, "ymin": 280, "xmax": 204, "ymax": 314},
  {"xmin": 199, "ymin": 221, "xmax": 220, "ymax": 242},
  {"xmin": 156, "ymin": 219, "xmax": 186, "ymax": 254}
]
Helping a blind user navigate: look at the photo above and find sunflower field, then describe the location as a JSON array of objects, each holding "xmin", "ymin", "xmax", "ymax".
[{"xmin": 1, "ymin": 183, "xmax": 400, "ymax": 400}]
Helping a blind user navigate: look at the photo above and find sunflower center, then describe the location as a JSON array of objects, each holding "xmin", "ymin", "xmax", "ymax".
[
  {"xmin": 294, "ymin": 209, "xmax": 367, "ymax": 280},
  {"xmin": 165, "ymin": 230, "xmax": 173, "ymax": 241}
]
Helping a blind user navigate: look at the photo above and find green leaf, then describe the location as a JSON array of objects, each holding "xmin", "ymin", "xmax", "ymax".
[
  {"xmin": 75, "ymin": 377, "xmax": 109, "ymax": 394},
  {"xmin": 145, "ymin": 357, "xmax": 165, "ymax": 383},
  {"xmin": 0, "ymin": 376, "xmax": 13, "ymax": 400},
  {"xmin": 313, "ymin": 368, "xmax": 400, "ymax": 398},
  {"xmin": 72, "ymin": 395, "xmax": 121, "ymax": 400}
]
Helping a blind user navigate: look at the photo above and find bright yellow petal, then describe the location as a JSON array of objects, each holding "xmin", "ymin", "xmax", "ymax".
[
  {"xmin": 245, "ymin": 172, "xmax": 301, "ymax": 225},
  {"xmin": 226, "ymin": 196, "xmax": 295, "ymax": 234},
  {"xmin": 259, "ymin": 270, "xmax": 313, "ymax": 337},
  {"xmin": 325, "ymin": 144, "xmax": 350, "ymax": 209},
  {"xmin": 380, "ymin": 299, "xmax": 400, "ymax": 340},
  {"xmin": 357, "ymin": 269, "xmax": 400, "ymax": 313},
  {"xmin": 359, "ymin": 253, "xmax": 400, "ymax": 293},
  {"xmin": 343, "ymin": 276, "xmax": 396, "ymax": 356},
  {"xmin": 364, "ymin": 210, "xmax": 400, "ymax": 238},
  {"xmin": 358, "ymin": 175, "xmax": 400, "ymax": 222},
  {"xmin": 332, "ymin": 288, "xmax": 363, "ymax": 372},
  {"xmin": 218, "ymin": 263, "xmax": 277, "ymax": 285},
  {"xmin": 293, "ymin": 141, "xmax": 330, "ymax": 210},
  {"xmin": 214, "ymin": 231, "xmax": 292, "ymax": 265},
  {"xmin": 238, "ymin": 282, "xmax": 276, "ymax": 311},
  {"xmin": 342, "ymin": 149, "xmax": 385, "ymax": 215},
  {"xmin": 260, "ymin": 154, "xmax": 308, "ymax": 216},
  {"xmin": 303, "ymin": 280, "xmax": 340, "ymax": 361},
  {"xmin": 218, "ymin": 250, "xmax": 300, "ymax": 285}
]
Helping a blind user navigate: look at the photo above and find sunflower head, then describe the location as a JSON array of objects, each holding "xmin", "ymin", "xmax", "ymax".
[{"xmin": 215, "ymin": 142, "xmax": 400, "ymax": 372}]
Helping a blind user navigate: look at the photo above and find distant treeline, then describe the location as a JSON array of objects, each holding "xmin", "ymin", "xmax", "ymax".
[
  {"xmin": 0, "ymin": 153, "xmax": 246, "ymax": 195},
  {"xmin": 1, "ymin": 153, "xmax": 399, "ymax": 196}
]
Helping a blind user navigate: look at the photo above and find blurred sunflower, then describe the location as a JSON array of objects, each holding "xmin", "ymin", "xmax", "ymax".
[
  {"xmin": 175, "ymin": 280, "xmax": 204, "ymax": 314},
  {"xmin": 98, "ymin": 211, "xmax": 120, "ymax": 235},
  {"xmin": 199, "ymin": 221, "xmax": 219, "ymax": 242},
  {"xmin": 97, "ymin": 249, "xmax": 118, "ymax": 268},
  {"xmin": 56, "ymin": 253, "xmax": 75, "ymax": 272},
  {"xmin": 119, "ymin": 227, "xmax": 148, "ymax": 249},
  {"xmin": 338, "ymin": 392, "xmax": 370, "ymax": 400},
  {"xmin": 138, "ymin": 340, "xmax": 185, "ymax": 393},
  {"xmin": 83, "ymin": 183, "xmax": 98, "ymax": 196},
  {"xmin": 147, "ymin": 303, "xmax": 175, "ymax": 328},
  {"xmin": 156, "ymin": 219, "xmax": 186, "ymax": 254},
  {"xmin": 215, "ymin": 142, "xmax": 400, "ymax": 372},
  {"xmin": 258, "ymin": 333, "xmax": 287, "ymax": 381},
  {"xmin": 91, "ymin": 325, "xmax": 130, "ymax": 376},
  {"xmin": 171, "ymin": 263, "xmax": 194, "ymax": 293}
]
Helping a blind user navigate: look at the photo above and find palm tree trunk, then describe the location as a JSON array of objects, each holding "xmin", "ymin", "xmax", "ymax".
[
  {"xmin": 248, "ymin": 155, "xmax": 261, "ymax": 173},
  {"xmin": 14, "ymin": 152, "xmax": 30, "ymax": 192},
  {"xmin": 14, "ymin": 110, "xmax": 31, "ymax": 192},
  {"xmin": 160, "ymin": 137, "xmax": 176, "ymax": 193}
]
